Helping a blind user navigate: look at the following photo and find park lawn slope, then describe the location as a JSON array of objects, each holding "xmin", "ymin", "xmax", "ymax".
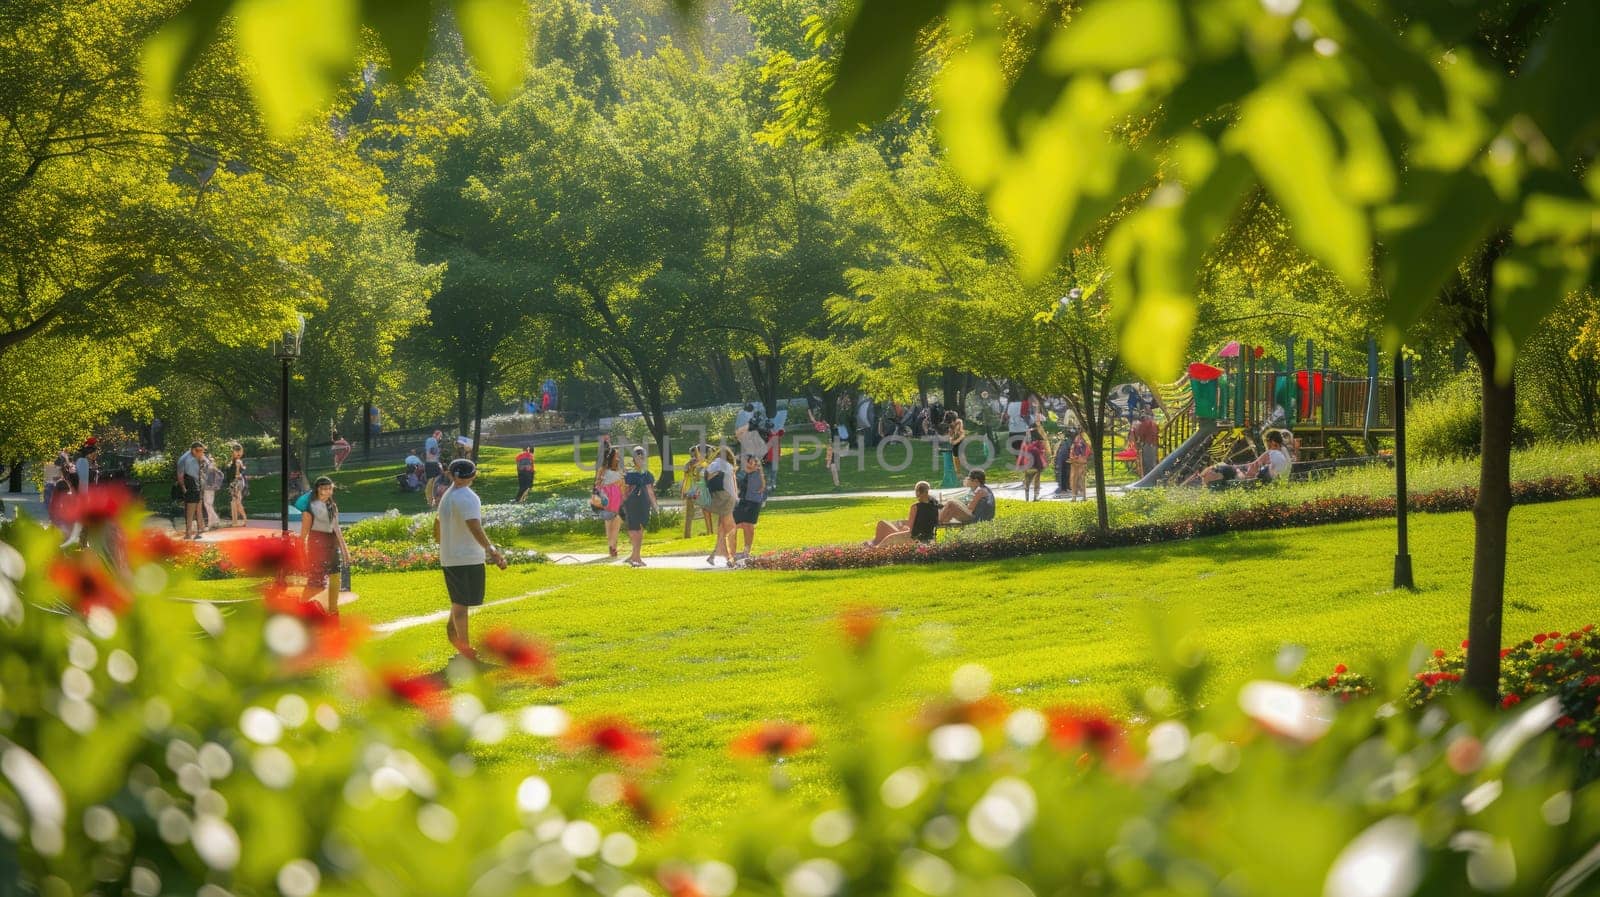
[{"xmin": 176, "ymin": 497, "xmax": 1600, "ymax": 827}]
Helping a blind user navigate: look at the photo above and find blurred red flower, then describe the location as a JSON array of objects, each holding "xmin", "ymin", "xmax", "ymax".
[
  {"xmin": 658, "ymin": 869, "xmax": 704, "ymax": 897},
  {"xmin": 1333, "ymin": 664, "xmax": 1348, "ymax": 674},
  {"xmin": 1557, "ymin": 716, "xmax": 1576, "ymax": 729},
  {"xmin": 623, "ymin": 779, "xmax": 670, "ymax": 829},
  {"xmin": 221, "ymin": 535, "xmax": 305, "ymax": 577},
  {"xmin": 1501, "ymin": 694, "xmax": 1522, "ymax": 708},
  {"xmin": 383, "ymin": 671, "xmax": 448, "ymax": 721},
  {"xmin": 565, "ymin": 717, "xmax": 657, "ymax": 764},
  {"xmin": 126, "ymin": 528, "xmax": 194, "ymax": 565},
  {"xmin": 48, "ymin": 554, "xmax": 131, "ymax": 615},
  {"xmin": 730, "ymin": 721, "xmax": 815, "ymax": 758},
  {"xmin": 917, "ymin": 694, "xmax": 1009, "ymax": 730},
  {"xmin": 1432, "ymin": 649, "xmax": 1446, "ymax": 658},
  {"xmin": 1579, "ymin": 736, "xmax": 1596, "ymax": 749},
  {"xmin": 1046, "ymin": 706, "xmax": 1138, "ymax": 772},
  {"xmin": 55, "ymin": 485, "xmax": 134, "ymax": 530},
  {"xmin": 837, "ymin": 605, "xmax": 881, "ymax": 649},
  {"xmin": 1534, "ymin": 634, "xmax": 1548, "ymax": 644},
  {"xmin": 482, "ymin": 628, "xmax": 557, "ymax": 682}
]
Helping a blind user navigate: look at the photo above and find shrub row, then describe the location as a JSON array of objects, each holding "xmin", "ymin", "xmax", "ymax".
[{"xmin": 750, "ymin": 473, "xmax": 1600, "ymax": 571}]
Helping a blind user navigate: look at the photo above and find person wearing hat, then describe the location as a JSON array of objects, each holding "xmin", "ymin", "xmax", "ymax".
[{"xmin": 432, "ymin": 458, "xmax": 506, "ymax": 659}]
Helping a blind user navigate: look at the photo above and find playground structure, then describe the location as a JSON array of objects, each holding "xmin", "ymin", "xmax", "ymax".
[{"xmin": 1131, "ymin": 338, "xmax": 1401, "ymax": 488}]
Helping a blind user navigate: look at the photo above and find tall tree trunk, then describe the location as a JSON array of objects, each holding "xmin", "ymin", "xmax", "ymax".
[
  {"xmin": 7, "ymin": 460, "xmax": 22, "ymax": 493},
  {"xmin": 1087, "ymin": 380, "xmax": 1111, "ymax": 534},
  {"xmin": 1465, "ymin": 362, "xmax": 1515, "ymax": 703},
  {"xmin": 456, "ymin": 378, "xmax": 470, "ymax": 436},
  {"xmin": 362, "ymin": 398, "xmax": 374, "ymax": 459},
  {"xmin": 941, "ymin": 367, "xmax": 960, "ymax": 412},
  {"xmin": 708, "ymin": 352, "xmax": 739, "ymax": 401},
  {"xmin": 644, "ymin": 382, "xmax": 675, "ymax": 491},
  {"xmin": 471, "ymin": 370, "xmax": 487, "ymax": 462}
]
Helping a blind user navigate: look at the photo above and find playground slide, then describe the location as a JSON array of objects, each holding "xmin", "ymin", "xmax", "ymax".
[{"xmin": 1128, "ymin": 419, "xmax": 1219, "ymax": 489}]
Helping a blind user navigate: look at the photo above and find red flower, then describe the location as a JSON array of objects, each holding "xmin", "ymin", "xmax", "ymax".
[
  {"xmin": 1584, "ymin": 625, "xmax": 1594, "ymax": 633},
  {"xmin": 264, "ymin": 584, "xmax": 336, "ymax": 624},
  {"xmin": 481, "ymin": 628, "xmax": 557, "ymax": 682},
  {"xmin": 565, "ymin": 717, "xmax": 657, "ymax": 764},
  {"xmin": 658, "ymin": 869, "xmax": 704, "ymax": 897},
  {"xmin": 1585, "ymin": 676, "xmax": 1600, "ymax": 688},
  {"xmin": 1045, "ymin": 707, "xmax": 1134, "ymax": 769},
  {"xmin": 1551, "ymin": 631, "xmax": 1563, "ymax": 640},
  {"xmin": 1327, "ymin": 675, "xmax": 1340, "ymax": 686},
  {"xmin": 1433, "ymin": 649, "xmax": 1446, "ymax": 658},
  {"xmin": 1501, "ymin": 694, "xmax": 1522, "ymax": 708},
  {"xmin": 55, "ymin": 484, "xmax": 134, "ymax": 530},
  {"xmin": 220, "ymin": 535, "xmax": 306, "ymax": 577},
  {"xmin": 48, "ymin": 554, "xmax": 131, "ymax": 615},
  {"xmin": 1333, "ymin": 664, "xmax": 1348, "ymax": 674},
  {"xmin": 1500, "ymin": 648, "xmax": 1513, "ymax": 658},
  {"xmin": 126, "ymin": 528, "xmax": 194, "ymax": 565},
  {"xmin": 1579, "ymin": 736, "xmax": 1596, "ymax": 749},
  {"xmin": 1461, "ymin": 640, "xmax": 1470, "ymax": 649},
  {"xmin": 837, "ymin": 606, "xmax": 881, "ymax": 649},
  {"xmin": 382, "ymin": 670, "xmax": 448, "ymax": 721},
  {"xmin": 1534, "ymin": 634, "xmax": 1548, "ymax": 644},
  {"xmin": 1557, "ymin": 716, "xmax": 1576, "ymax": 729},
  {"xmin": 730, "ymin": 721, "xmax": 816, "ymax": 758}
]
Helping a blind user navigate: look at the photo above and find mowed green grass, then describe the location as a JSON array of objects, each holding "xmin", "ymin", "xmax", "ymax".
[{"xmin": 176, "ymin": 498, "xmax": 1600, "ymax": 825}]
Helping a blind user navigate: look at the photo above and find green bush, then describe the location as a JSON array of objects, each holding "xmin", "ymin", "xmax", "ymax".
[
  {"xmin": 130, "ymin": 453, "xmax": 173, "ymax": 483},
  {"xmin": 9, "ymin": 511, "xmax": 1600, "ymax": 897},
  {"xmin": 1409, "ymin": 368, "xmax": 1533, "ymax": 460}
]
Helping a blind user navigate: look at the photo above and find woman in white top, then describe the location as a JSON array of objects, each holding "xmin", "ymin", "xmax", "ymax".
[{"xmin": 299, "ymin": 476, "xmax": 349, "ymax": 616}]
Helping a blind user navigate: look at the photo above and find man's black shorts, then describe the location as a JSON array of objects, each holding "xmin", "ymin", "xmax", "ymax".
[
  {"xmin": 183, "ymin": 474, "xmax": 202, "ymax": 504},
  {"xmin": 442, "ymin": 563, "xmax": 486, "ymax": 607}
]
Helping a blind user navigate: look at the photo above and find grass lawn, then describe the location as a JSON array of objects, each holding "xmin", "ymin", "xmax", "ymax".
[
  {"xmin": 221, "ymin": 436, "xmax": 1139, "ymax": 515},
  {"xmin": 177, "ymin": 497, "xmax": 1600, "ymax": 826}
]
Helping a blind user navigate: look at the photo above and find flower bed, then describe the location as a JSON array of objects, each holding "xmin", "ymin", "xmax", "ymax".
[
  {"xmin": 345, "ymin": 498, "xmax": 685, "ymax": 546},
  {"xmin": 183, "ymin": 538, "xmax": 545, "ymax": 578},
  {"xmin": 750, "ymin": 472, "xmax": 1600, "ymax": 570},
  {"xmin": 1312, "ymin": 623, "xmax": 1600, "ymax": 778}
]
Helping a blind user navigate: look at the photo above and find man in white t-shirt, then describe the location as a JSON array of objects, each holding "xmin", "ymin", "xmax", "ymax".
[{"xmin": 432, "ymin": 459, "xmax": 506, "ymax": 659}]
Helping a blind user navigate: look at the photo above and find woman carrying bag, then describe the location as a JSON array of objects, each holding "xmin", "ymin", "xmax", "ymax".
[
  {"xmin": 592, "ymin": 447, "xmax": 625, "ymax": 558},
  {"xmin": 299, "ymin": 476, "xmax": 349, "ymax": 617}
]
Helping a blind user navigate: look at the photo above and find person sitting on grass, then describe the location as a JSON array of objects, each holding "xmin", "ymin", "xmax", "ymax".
[
  {"xmin": 1194, "ymin": 431, "xmax": 1292, "ymax": 487},
  {"xmin": 864, "ymin": 481, "xmax": 942, "ymax": 548},
  {"xmin": 938, "ymin": 469, "xmax": 996, "ymax": 526}
]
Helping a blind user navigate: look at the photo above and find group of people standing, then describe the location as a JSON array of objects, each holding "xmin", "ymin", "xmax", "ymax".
[{"xmin": 173, "ymin": 441, "xmax": 250, "ymax": 539}]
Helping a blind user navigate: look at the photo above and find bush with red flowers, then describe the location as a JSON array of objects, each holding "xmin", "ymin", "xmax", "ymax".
[
  {"xmin": 1310, "ymin": 624, "xmax": 1600, "ymax": 777},
  {"xmin": 750, "ymin": 472, "xmax": 1600, "ymax": 570}
]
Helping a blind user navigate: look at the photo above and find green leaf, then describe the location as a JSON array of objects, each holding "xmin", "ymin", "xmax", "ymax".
[
  {"xmin": 361, "ymin": 0, "xmax": 434, "ymax": 81},
  {"xmin": 823, "ymin": 0, "xmax": 944, "ymax": 132},
  {"xmin": 1490, "ymin": 242, "xmax": 1587, "ymax": 382},
  {"xmin": 454, "ymin": 0, "xmax": 528, "ymax": 102},
  {"xmin": 234, "ymin": 0, "xmax": 360, "ymax": 136},
  {"xmin": 1156, "ymin": 51, "xmax": 1256, "ymax": 139},
  {"xmin": 140, "ymin": 0, "xmax": 232, "ymax": 115},
  {"xmin": 1231, "ymin": 86, "xmax": 1371, "ymax": 293},
  {"xmin": 1515, "ymin": 0, "xmax": 1600, "ymax": 155},
  {"xmin": 1378, "ymin": 171, "xmax": 1503, "ymax": 347},
  {"xmin": 1044, "ymin": 0, "xmax": 1186, "ymax": 73},
  {"xmin": 1331, "ymin": 0, "xmax": 1446, "ymax": 111}
]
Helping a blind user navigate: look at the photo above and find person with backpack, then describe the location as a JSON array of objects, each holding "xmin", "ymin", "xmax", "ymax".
[
  {"xmin": 621, "ymin": 447, "xmax": 659, "ymax": 567},
  {"xmin": 703, "ymin": 446, "xmax": 737, "ymax": 567},
  {"xmin": 1019, "ymin": 423, "xmax": 1049, "ymax": 501},
  {"xmin": 732, "ymin": 454, "xmax": 767, "ymax": 563},
  {"xmin": 200, "ymin": 453, "xmax": 225, "ymax": 530}
]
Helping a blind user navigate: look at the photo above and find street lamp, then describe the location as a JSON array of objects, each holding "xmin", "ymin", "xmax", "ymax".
[
  {"xmin": 1393, "ymin": 350, "xmax": 1414, "ymax": 589},
  {"xmin": 274, "ymin": 315, "xmax": 305, "ymax": 534}
]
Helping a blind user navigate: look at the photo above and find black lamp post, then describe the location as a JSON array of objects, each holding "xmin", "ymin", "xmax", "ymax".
[
  {"xmin": 1393, "ymin": 350, "xmax": 1414, "ymax": 589},
  {"xmin": 274, "ymin": 315, "xmax": 305, "ymax": 535}
]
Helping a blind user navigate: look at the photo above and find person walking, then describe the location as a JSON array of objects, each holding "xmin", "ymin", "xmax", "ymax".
[
  {"xmin": 433, "ymin": 459, "xmax": 507, "ymax": 659},
  {"xmin": 681, "ymin": 444, "xmax": 712, "ymax": 538},
  {"xmin": 299, "ymin": 476, "xmax": 350, "ymax": 616},
  {"xmin": 703, "ymin": 446, "xmax": 737, "ymax": 567},
  {"xmin": 594, "ymin": 447, "xmax": 625, "ymax": 559},
  {"xmin": 225, "ymin": 443, "xmax": 248, "ymax": 526},
  {"xmin": 824, "ymin": 439, "xmax": 841, "ymax": 490},
  {"xmin": 1020, "ymin": 423, "xmax": 1049, "ymax": 501},
  {"xmin": 733, "ymin": 454, "xmax": 767, "ymax": 563},
  {"xmin": 621, "ymin": 446, "xmax": 659, "ymax": 567},
  {"xmin": 331, "ymin": 432, "xmax": 352, "ymax": 471},
  {"xmin": 1068, "ymin": 429, "xmax": 1091, "ymax": 501},
  {"xmin": 514, "ymin": 445, "xmax": 536, "ymax": 502},
  {"xmin": 200, "ymin": 453, "xmax": 224, "ymax": 530},
  {"xmin": 175, "ymin": 442, "xmax": 206, "ymax": 540}
]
